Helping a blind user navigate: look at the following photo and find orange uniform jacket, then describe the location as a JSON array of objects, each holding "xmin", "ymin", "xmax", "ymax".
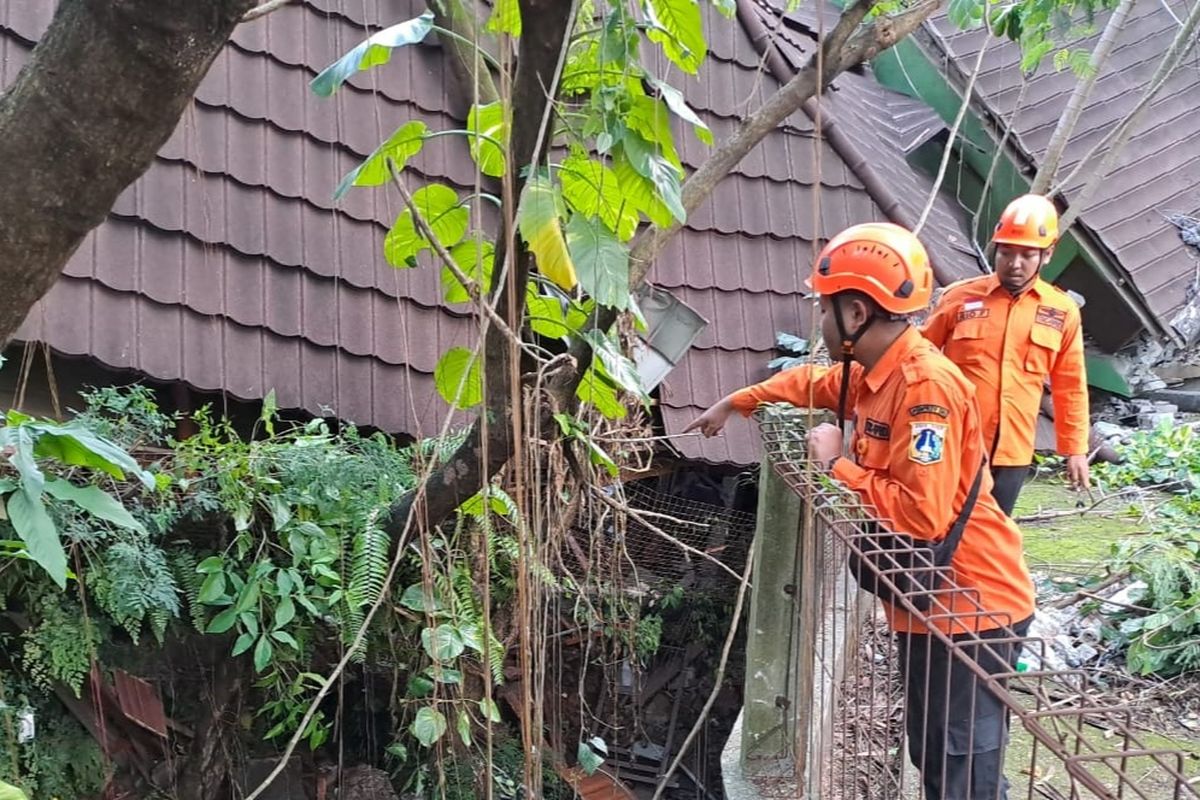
[
  {"xmin": 922, "ymin": 275, "xmax": 1088, "ymax": 467},
  {"xmin": 730, "ymin": 327, "xmax": 1035, "ymax": 635}
]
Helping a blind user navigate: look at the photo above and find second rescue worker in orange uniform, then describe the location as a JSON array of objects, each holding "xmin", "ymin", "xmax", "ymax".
[
  {"xmin": 922, "ymin": 194, "xmax": 1090, "ymax": 516},
  {"xmin": 687, "ymin": 223, "xmax": 1035, "ymax": 800}
]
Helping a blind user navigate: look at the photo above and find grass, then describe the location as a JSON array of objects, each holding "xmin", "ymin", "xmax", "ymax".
[{"xmin": 1013, "ymin": 477, "xmax": 1148, "ymax": 578}]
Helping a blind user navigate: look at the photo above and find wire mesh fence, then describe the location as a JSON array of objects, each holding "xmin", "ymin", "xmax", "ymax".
[{"xmin": 745, "ymin": 406, "xmax": 1200, "ymax": 800}]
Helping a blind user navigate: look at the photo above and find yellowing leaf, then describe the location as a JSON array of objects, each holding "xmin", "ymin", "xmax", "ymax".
[
  {"xmin": 486, "ymin": 0, "xmax": 522, "ymax": 35},
  {"xmin": 384, "ymin": 184, "xmax": 468, "ymax": 267},
  {"xmin": 559, "ymin": 155, "xmax": 639, "ymax": 241},
  {"xmin": 518, "ymin": 178, "xmax": 577, "ymax": 290},
  {"xmin": 434, "ymin": 347, "xmax": 483, "ymax": 409},
  {"xmin": 467, "ymin": 102, "xmax": 507, "ymax": 178},
  {"xmin": 644, "ymin": 0, "xmax": 706, "ymax": 74}
]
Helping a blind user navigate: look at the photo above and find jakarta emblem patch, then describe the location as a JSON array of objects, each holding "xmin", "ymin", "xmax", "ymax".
[{"xmin": 909, "ymin": 422, "xmax": 946, "ymax": 465}]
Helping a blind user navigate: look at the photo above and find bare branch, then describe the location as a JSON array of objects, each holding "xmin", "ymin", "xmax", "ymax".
[{"xmin": 241, "ymin": 0, "xmax": 294, "ymax": 22}]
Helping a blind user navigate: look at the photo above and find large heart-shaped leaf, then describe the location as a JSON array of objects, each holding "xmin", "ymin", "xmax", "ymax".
[
  {"xmin": 434, "ymin": 347, "xmax": 483, "ymax": 409},
  {"xmin": 441, "ymin": 240, "xmax": 495, "ymax": 304},
  {"xmin": 421, "ymin": 625, "xmax": 466, "ymax": 662},
  {"xmin": 622, "ymin": 132, "xmax": 685, "ymax": 223},
  {"xmin": 644, "ymin": 0, "xmax": 706, "ymax": 73},
  {"xmin": 467, "ymin": 102, "xmax": 507, "ymax": 178},
  {"xmin": 311, "ymin": 12, "xmax": 435, "ymax": 97},
  {"xmin": 646, "ymin": 75, "xmax": 713, "ymax": 145},
  {"xmin": 385, "ymin": 184, "xmax": 469, "ymax": 267},
  {"xmin": 26, "ymin": 420, "xmax": 154, "ymax": 488},
  {"xmin": 486, "ymin": 0, "xmax": 522, "ymax": 35},
  {"xmin": 565, "ymin": 215, "xmax": 630, "ymax": 311},
  {"xmin": 333, "ymin": 120, "xmax": 428, "ymax": 200},
  {"xmin": 411, "ymin": 706, "xmax": 447, "ymax": 747},
  {"xmin": 559, "ymin": 155, "xmax": 638, "ymax": 241}
]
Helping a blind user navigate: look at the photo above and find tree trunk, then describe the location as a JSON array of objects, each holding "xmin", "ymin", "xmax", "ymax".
[
  {"xmin": 1029, "ymin": 0, "xmax": 1135, "ymax": 194},
  {"xmin": 175, "ymin": 658, "xmax": 242, "ymax": 800},
  {"xmin": 0, "ymin": 0, "xmax": 255, "ymax": 346}
]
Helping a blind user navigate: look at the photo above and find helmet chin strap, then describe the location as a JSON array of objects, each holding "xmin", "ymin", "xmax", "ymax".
[{"xmin": 831, "ymin": 295, "xmax": 876, "ymax": 436}]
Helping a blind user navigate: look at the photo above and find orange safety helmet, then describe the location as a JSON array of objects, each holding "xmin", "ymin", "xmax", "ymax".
[
  {"xmin": 810, "ymin": 222, "xmax": 933, "ymax": 315},
  {"xmin": 992, "ymin": 194, "xmax": 1059, "ymax": 249}
]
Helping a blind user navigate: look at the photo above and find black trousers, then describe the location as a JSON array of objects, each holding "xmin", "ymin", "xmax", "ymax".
[
  {"xmin": 897, "ymin": 616, "xmax": 1033, "ymax": 800},
  {"xmin": 988, "ymin": 466, "xmax": 1030, "ymax": 518}
]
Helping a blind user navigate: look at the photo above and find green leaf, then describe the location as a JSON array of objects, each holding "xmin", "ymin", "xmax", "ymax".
[
  {"xmin": 622, "ymin": 132, "xmax": 685, "ymax": 223},
  {"xmin": 27, "ymin": 421, "xmax": 154, "ymax": 488},
  {"xmin": 577, "ymin": 739, "xmax": 605, "ymax": 775},
  {"xmin": 559, "ymin": 155, "xmax": 638, "ymax": 241},
  {"xmin": 647, "ymin": 75, "xmax": 713, "ymax": 145},
  {"xmin": 428, "ymin": 665, "xmax": 463, "ymax": 684},
  {"xmin": 467, "ymin": 102, "xmax": 507, "ymax": 178},
  {"xmin": 6, "ymin": 426, "xmax": 43, "ymax": 498},
  {"xmin": 948, "ymin": 0, "xmax": 983, "ymax": 28},
  {"xmin": 6, "ymin": 491, "xmax": 66, "ymax": 588},
  {"xmin": 384, "ymin": 183, "xmax": 469, "ymax": 267},
  {"xmin": 625, "ymin": 92, "xmax": 683, "ymax": 169},
  {"xmin": 411, "ymin": 706, "xmax": 447, "ymax": 747},
  {"xmin": 457, "ymin": 709, "xmax": 473, "ymax": 746},
  {"xmin": 613, "ymin": 154, "xmax": 675, "ymax": 228},
  {"xmin": 526, "ymin": 286, "xmax": 591, "ymax": 340},
  {"xmin": 253, "ymin": 635, "xmax": 274, "ymax": 673},
  {"xmin": 207, "ymin": 607, "xmax": 240, "ymax": 634},
  {"xmin": 43, "ymin": 478, "xmax": 146, "ymax": 534},
  {"xmin": 407, "ymin": 674, "xmax": 436, "ymax": 698},
  {"xmin": 334, "ymin": 120, "xmax": 428, "ymax": 200},
  {"xmin": 274, "ymin": 596, "xmax": 296, "ymax": 629},
  {"xmin": 271, "ymin": 630, "xmax": 301, "ymax": 650},
  {"xmin": 441, "ymin": 240, "xmax": 495, "ymax": 304},
  {"xmin": 232, "ymin": 632, "xmax": 256, "ymax": 657},
  {"xmin": 198, "ymin": 571, "xmax": 227, "ymax": 604},
  {"xmin": 583, "ymin": 331, "xmax": 648, "ymax": 402},
  {"xmin": 0, "ymin": 779, "xmax": 29, "ymax": 800},
  {"xmin": 577, "ymin": 366, "xmax": 627, "ymax": 420},
  {"xmin": 565, "ymin": 215, "xmax": 630, "ymax": 311},
  {"xmin": 311, "ymin": 12, "xmax": 435, "ymax": 96},
  {"xmin": 486, "ymin": 0, "xmax": 522, "ymax": 35},
  {"xmin": 422, "ymin": 625, "xmax": 466, "ymax": 662},
  {"xmin": 197, "ymin": 556, "xmax": 223, "ymax": 574},
  {"xmin": 479, "ymin": 697, "xmax": 502, "ymax": 723},
  {"xmin": 518, "ymin": 177, "xmax": 577, "ymax": 290},
  {"xmin": 434, "ymin": 347, "xmax": 483, "ymax": 409},
  {"xmin": 645, "ymin": 0, "xmax": 706, "ymax": 73},
  {"xmin": 400, "ymin": 583, "xmax": 445, "ymax": 614}
]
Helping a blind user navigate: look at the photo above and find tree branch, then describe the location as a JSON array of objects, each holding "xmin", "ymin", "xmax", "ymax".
[
  {"xmin": 1029, "ymin": 0, "xmax": 1134, "ymax": 194},
  {"xmin": 0, "ymin": 0, "xmax": 255, "ymax": 346},
  {"xmin": 241, "ymin": 0, "xmax": 295, "ymax": 22}
]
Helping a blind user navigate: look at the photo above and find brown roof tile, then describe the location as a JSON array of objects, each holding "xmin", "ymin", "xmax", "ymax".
[
  {"xmin": 924, "ymin": 0, "xmax": 1200, "ymax": 323},
  {"xmin": 6, "ymin": 0, "xmax": 980, "ymax": 465}
]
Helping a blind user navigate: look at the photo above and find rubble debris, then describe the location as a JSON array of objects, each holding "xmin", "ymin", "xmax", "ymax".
[{"xmin": 113, "ymin": 669, "xmax": 168, "ymax": 739}]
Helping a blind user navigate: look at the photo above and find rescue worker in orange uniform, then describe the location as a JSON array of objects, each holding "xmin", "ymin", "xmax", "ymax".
[
  {"xmin": 686, "ymin": 223, "xmax": 1036, "ymax": 800},
  {"xmin": 922, "ymin": 194, "xmax": 1090, "ymax": 516}
]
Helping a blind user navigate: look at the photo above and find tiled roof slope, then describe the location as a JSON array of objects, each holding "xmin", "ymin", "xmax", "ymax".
[
  {"xmin": 924, "ymin": 0, "xmax": 1200, "ymax": 323},
  {"xmin": 657, "ymin": 1, "xmax": 979, "ymax": 465},
  {"xmin": 5, "ymin": 0, "xmax": 978, "ymax": 465}
]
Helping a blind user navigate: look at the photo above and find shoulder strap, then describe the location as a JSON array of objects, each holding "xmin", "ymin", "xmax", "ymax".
[{"xmin": 934, "ymin": 457, "xmax": 988, "ymax": 567}]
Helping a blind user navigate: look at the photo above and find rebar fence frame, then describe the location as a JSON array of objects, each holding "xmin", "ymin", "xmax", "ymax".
[{"xmin": 740, "ymin": 408, "xmax": 1199, "ymax": 799}]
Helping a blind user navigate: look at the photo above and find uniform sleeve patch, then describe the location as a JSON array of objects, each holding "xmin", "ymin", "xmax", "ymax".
[
  {"xmin": 909, "ymin": 404, "xmax": 949, "ymax": 419},
  {"xmin": 1034, "ymin": 305, "xmax": 1066, "ymax": 331},
  {"xmin": 863, "ymin": 418, "xmax": 891, "ymax": 439},
  {"xmin": 909, "ymin": 422, "xmax": 946, "ymax": 465}
]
